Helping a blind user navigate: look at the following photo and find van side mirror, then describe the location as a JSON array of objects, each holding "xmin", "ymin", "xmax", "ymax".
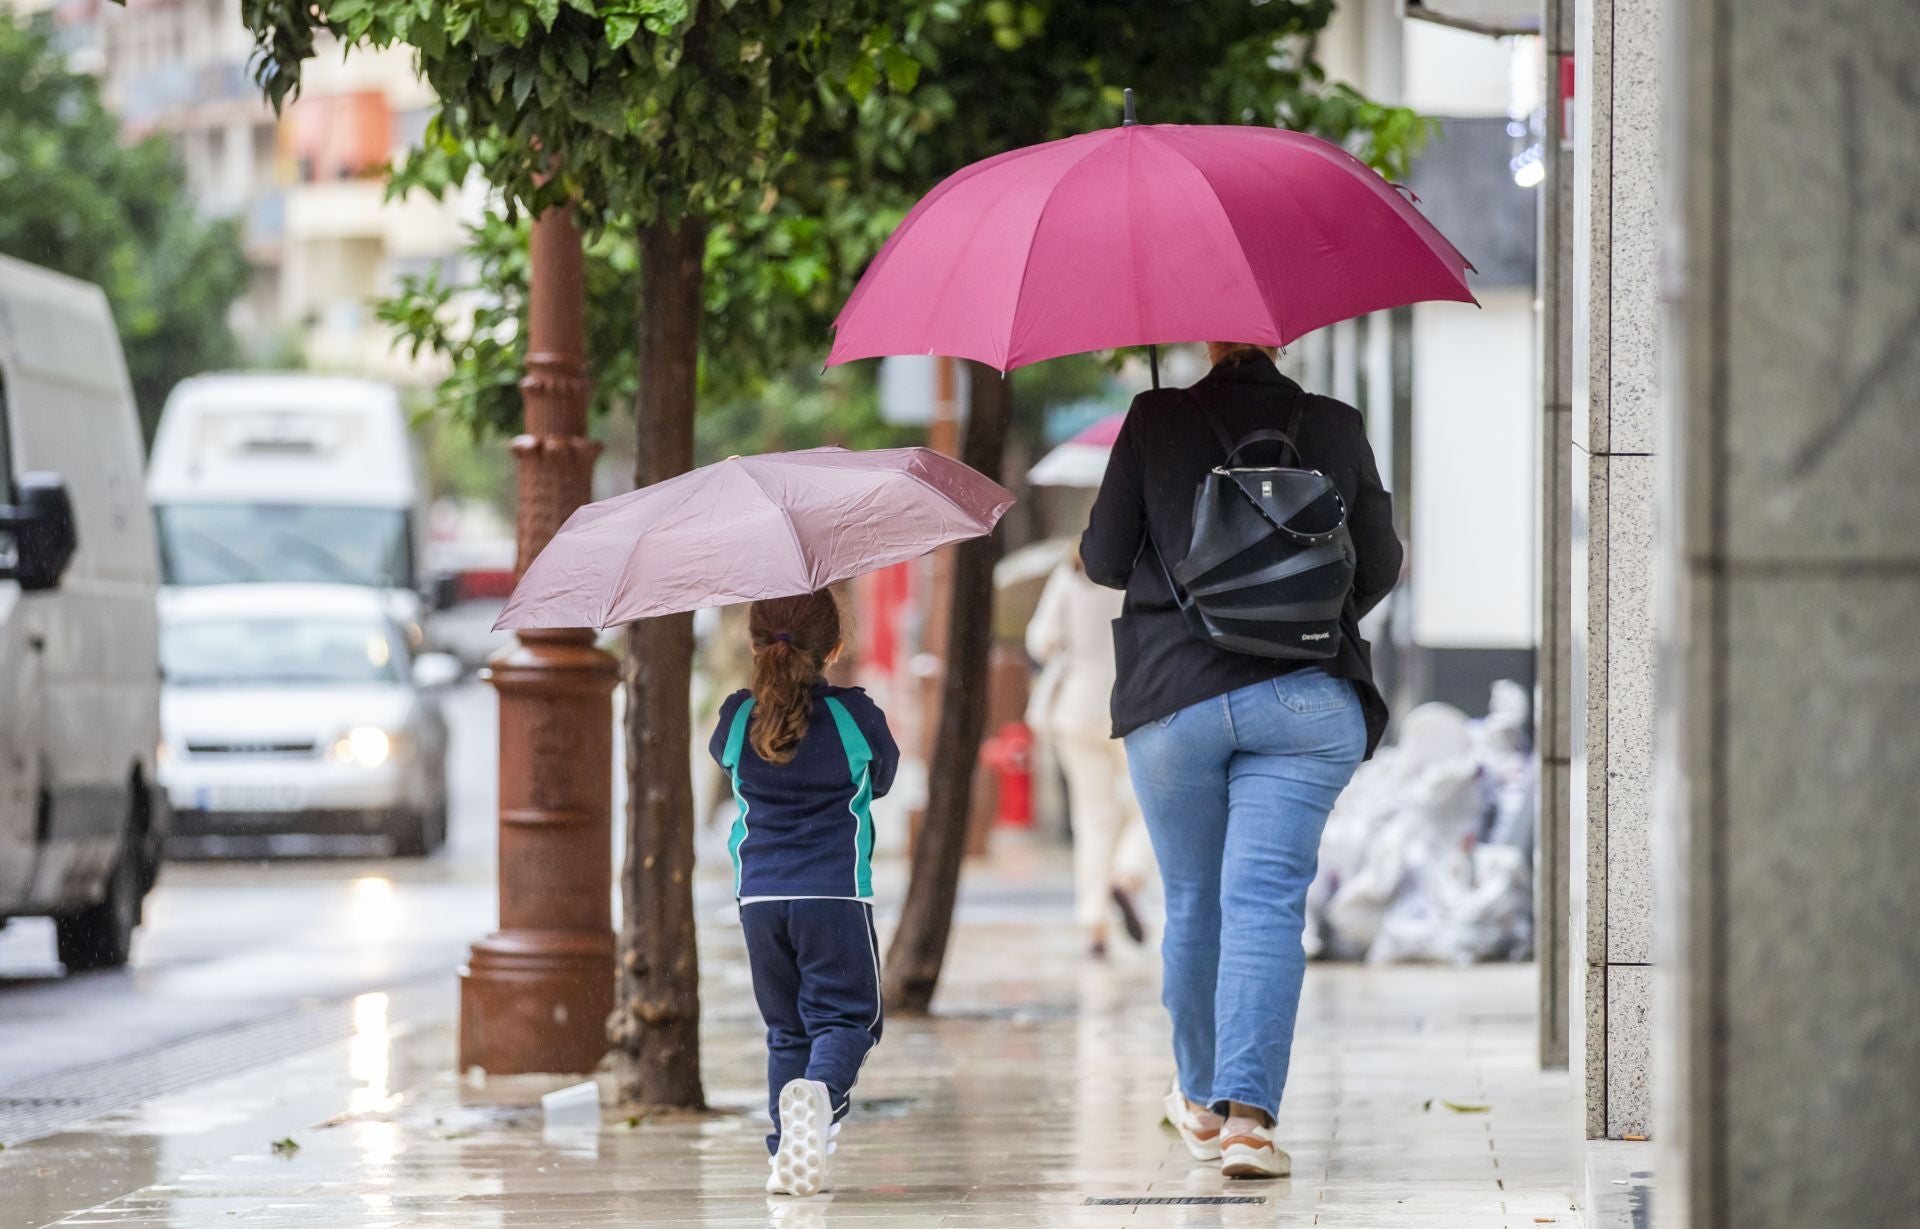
[{"xmin": 0, "ymin": 473, "xmax": 79, "ymax": 591}]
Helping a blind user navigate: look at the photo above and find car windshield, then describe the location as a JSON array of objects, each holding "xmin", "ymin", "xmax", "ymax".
[
  {"xmin": 156, "ymin": 504, "xmax": 413, "ymax": 589},
  {"xmin": 162, "ymin": 615, "xmax": 407, "ymax": 687}
]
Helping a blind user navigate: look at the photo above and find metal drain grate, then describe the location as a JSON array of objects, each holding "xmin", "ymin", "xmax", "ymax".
[
  {"xmin": 1085, "ymin": 1195, "xmax": 1268, "ymax": 1206},
  {"xmin": 0, "ymin": 975, "xmax": 443, "ymax": 1147}
]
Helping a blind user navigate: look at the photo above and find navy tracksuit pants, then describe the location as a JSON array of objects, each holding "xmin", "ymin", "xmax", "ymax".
[{"xmin": 741, "ymin": 898, "xmax": 884, "ymax": 1153}]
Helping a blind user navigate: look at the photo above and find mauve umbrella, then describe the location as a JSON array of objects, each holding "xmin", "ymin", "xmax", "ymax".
[
  {"xmin": 493, "ymin": 447, "xmax": 1014, "ymax": 630},
  {"xmin": 827, "ymin": 113, "xmax": 1474, "ymax": 376}
]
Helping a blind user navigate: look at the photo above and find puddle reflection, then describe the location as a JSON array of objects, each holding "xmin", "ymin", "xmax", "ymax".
[
  {"xmin": 349, "ymin": 991, "xmax": 400, "ymax": 1119},
  {"xmin": 348, "ymin": 876, "xmax": 399, "ymax": 941}
]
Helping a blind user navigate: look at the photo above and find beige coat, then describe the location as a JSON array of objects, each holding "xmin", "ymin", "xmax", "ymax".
[{"xmin": 1024, "ymin": 561, "xmax": 1124, "ymax": 742}]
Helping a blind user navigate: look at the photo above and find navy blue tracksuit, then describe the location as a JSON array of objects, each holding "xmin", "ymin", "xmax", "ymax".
[{"xmin": 710, "ymin": 684, "xmax": 899, "ymax": 1151}]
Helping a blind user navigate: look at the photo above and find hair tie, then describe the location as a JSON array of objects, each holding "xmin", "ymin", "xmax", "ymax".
[{"xmin": 773, "ymin": 633, "xmax": 793, "ymax": 645}]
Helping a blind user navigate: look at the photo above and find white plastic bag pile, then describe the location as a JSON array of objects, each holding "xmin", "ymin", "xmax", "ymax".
[{"xmin": 1305, "ymin": 681, "xmax": 1537, "ymax": 964}]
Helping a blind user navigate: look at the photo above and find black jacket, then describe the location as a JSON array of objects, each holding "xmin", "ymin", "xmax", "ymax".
[{"xmin": 1080, "ymin": 354, "xmax": 1403, "ymax": 755}]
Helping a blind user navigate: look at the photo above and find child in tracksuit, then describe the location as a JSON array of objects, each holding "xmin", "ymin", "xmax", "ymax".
[{"xmin": 708, "ymin": 589, "xmax": 899, "ymax": 1198}]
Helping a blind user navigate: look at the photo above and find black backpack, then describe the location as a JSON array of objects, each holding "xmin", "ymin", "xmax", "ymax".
[{"xmin": 1151, "ymin": 397, "xmax": 1356, "ymax": 661}]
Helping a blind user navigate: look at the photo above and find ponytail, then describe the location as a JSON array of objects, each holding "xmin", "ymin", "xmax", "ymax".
[{"xmin": 746, "ymin": 590, "xmax": 842, "ymax": 765}]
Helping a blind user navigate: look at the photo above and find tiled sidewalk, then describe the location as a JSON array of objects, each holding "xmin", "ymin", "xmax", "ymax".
[{"xmin": 17, "ymin": 854, "xmax": 1579, "ymax": 1228}]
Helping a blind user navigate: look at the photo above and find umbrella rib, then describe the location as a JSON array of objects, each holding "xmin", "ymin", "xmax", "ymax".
[
  {"xmin": 1002, "ymin": 134, "xmax": 1115, "ymax": 370},
  {"xmin": 738, "ymin": 462, "xmax": 820, "ymax": 593},
  {"xmin": 834, "ymin": 138, "xmax": 1081, "ymax": 332},
  {"xmin": 598, "ymin": 475, "xmax": 718, "ymax": 622},
  {"xmin": 1157, "ymin": 131, "xmax": 1293, "ymax": 346}
]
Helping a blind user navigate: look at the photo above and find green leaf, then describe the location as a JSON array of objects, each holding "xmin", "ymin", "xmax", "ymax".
[
  {"xmin": 882, "ymin": 46, "xmax": 919, "ymax": 94},
  {"xmin": 605, "ymin": 12, "xmax": 640, "ymax": 49},
  {"xmin": 844, "ymin": 55, "xmax": 877, "ymax": 104},
  {"xmin": 534, "ymin": 0, "xmax": 559, "ymax": 29},
  {"xmin": 1441, "ymin": 1101, "xmax": 1492, "ymax": 1114}
]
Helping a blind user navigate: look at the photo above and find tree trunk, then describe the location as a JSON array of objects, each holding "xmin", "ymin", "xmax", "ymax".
[
  {"xmin": 611, "ymin": 215, "xmax": 708, "ymax": 1110},
  {"xmin": 883, "ymin": 362, "xmax": 1013, "ymax": 1015}
]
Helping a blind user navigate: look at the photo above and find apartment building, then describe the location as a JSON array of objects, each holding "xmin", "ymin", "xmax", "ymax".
[{"xmin": 27, "ymin": 0, "xmax": 473, "ymax": 379}]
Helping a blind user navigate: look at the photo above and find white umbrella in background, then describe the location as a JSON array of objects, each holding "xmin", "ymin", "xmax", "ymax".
[{"xmin": 1026, "ymin": 413, "xmax": 1126, "ymax": 488}]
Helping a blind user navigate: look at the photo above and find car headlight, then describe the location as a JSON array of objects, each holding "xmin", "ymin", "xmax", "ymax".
[{"xmin": 330, "ymin": 727, "xmax": 394, "ymax": 768}]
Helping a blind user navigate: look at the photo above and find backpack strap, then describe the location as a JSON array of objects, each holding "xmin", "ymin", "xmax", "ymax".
[{"xmin": 1189, "ymin": 389, "xmax": 1305, "ymax": 469}]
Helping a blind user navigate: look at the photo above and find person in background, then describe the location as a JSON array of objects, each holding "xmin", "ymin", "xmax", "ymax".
[
  {"xmin": 1026, "ymin": 548, "xmax": 1154, "ymax": 957},
  {"xmin": 709, "ymin": 590, "xmax": 900, "ymax": 1200}
]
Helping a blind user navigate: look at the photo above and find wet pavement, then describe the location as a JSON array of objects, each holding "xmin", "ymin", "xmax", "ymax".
[{"xmin": 0, "ymin": 831, "xmax": 1580, "ymax": 1229}]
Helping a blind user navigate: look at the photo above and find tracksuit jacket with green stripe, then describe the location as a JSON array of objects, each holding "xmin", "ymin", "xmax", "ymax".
[{"xmin": 709, "ymin": 684, "xmax": 900, "ymax": 900}]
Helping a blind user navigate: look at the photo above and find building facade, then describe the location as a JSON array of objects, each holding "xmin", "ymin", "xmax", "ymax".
[{"xmin": 31, "ymin": 0, "xmax": 475, "ymax": 379}]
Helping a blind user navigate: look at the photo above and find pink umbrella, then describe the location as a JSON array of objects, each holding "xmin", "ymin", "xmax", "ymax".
[
  {"xmin": 1027, "ymin": 412, "xmax": 1126, "ymax": 487},
  {"xmin": 827, "ymin": 118, "xmax": 1474, "ymax": 374},
  {"xmin": 494, "ymin": 447, "xmax": 1014, "ymax": 629}
]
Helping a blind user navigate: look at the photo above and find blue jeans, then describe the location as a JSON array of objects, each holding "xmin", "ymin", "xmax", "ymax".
[{"xmin": 1125, "ymin": 669, "xmax": 1365, "ymax": 1120}]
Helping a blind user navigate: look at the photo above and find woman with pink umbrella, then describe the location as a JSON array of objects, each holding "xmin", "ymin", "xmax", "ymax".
[
  {"xmin": 1080, "ymin": 341, "xmax": 1402, "ymax": 1178},
  {"xmin": 828, "ymin": 94, "xmax": 1463, "ymax": 1179}
]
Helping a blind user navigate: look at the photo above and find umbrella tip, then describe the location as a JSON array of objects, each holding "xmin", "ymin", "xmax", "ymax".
[
  {"xmin": 726, "ymin": 453, "xmax": 742, "ymax": 461},
  {"xmin": 1123, "ymin": 87, "xmax": 1137, "ymax": 126}
]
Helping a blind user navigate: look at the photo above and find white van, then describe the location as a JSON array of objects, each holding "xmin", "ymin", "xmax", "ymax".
[
  {"xmin": 146, "ymin": 374, "xmax": 430, "ymax": 635},
  {"xmin": 0, "ymin": 254, "xmax": 165, "ymax": 970}
]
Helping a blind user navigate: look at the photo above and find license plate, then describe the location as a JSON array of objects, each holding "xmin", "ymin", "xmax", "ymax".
[{"xmin": 197, "ymin": 785, "xmax": 305, "ymax": 813}]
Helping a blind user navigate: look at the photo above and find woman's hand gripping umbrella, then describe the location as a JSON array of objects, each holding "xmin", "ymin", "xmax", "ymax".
[{"xmin": 492, "ymin": 446, "xmax": 1015, "ymax": 630}]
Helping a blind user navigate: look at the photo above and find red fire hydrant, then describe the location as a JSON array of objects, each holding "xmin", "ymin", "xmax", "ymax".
[{"xmin": 981, "ymin": 721, "xmax": 1035, "ymax": 827}]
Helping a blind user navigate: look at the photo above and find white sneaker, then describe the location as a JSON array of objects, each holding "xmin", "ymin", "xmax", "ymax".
[
  {"xmin": 1219, "ymin": 1121, "xmax": 1291, "ymax": 1179},
  {"xmin": 766, "ymin": 1148, "xmax": 836, "ymax": 1195},
  {"xmin": 1162, "ymin": 1083, "xmax": 1223, "ymax": 1161},
  {"xmin": 769, "ymin": 1079, "xmax": 834, "ymax": 1197}
]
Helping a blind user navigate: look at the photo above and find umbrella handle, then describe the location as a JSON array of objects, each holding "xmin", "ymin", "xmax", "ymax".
[{"xmin": 1148, "ymin": 343, "xmax": 1160, "ymax": 389}]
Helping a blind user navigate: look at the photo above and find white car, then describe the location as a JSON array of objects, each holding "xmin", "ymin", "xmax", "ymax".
[{"xmin": 158, "ymin": 585, "xmax": 458, "ymax": 855}]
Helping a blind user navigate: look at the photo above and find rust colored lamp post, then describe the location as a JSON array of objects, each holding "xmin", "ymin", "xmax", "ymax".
[{"xmin": 458, "ymin": 205, "xmax": 620, "ymax": 1074}]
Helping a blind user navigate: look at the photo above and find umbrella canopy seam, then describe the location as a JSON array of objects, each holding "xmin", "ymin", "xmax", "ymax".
[
  {"xmin": 1002, "ymin": 135, "xmax": 1116, "ymax": 372},
  {"xmin": 1156, "ymin": 132, "xmax": 1293, "ymax": 347},
  {"xmin": 598, "ymin": 464, "xmax": 763, "ymax": 626},
  {"xmin": 737, "ymin": 459, "xmax": 825, "ymax": 594},
  {"xmin": 832, "ymin": 139, "xmax": 1068, "ymax": 334}
]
